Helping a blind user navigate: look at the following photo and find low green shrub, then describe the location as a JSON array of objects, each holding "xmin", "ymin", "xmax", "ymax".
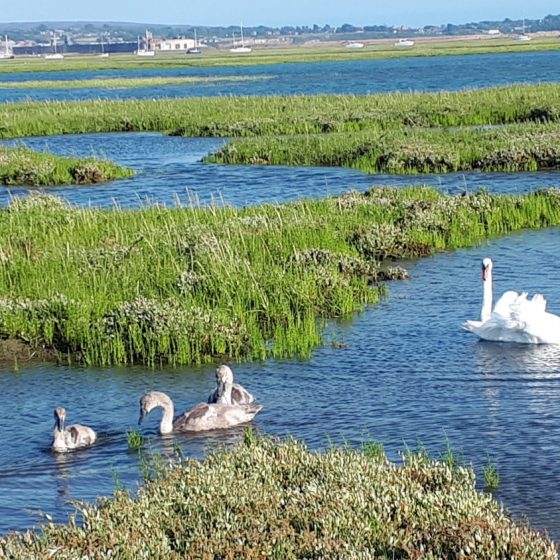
[
  {"xmin": 0, "ymin": 437, "xmax": 554, "ymax": 559},
  {"xmin": 0, "ymin": 146, "xmax": 133, "ymax": 186}
]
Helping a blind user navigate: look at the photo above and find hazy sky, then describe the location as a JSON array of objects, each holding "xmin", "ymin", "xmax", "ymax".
[{"xmin": 3, "ymin": 0, "xmax": 558, "ymax": 28}]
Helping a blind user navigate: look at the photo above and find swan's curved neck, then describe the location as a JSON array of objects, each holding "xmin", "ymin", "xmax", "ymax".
[
  {"xmin": 159, "ymin": 399, "xmax": 174, "ymax": 434},
  {"xmin": 481, "ymin": 270, "xmax": 493, "ymax": 322}
]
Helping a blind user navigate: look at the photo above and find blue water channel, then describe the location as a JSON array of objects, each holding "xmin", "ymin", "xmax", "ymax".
[
  {"xmin": 1, "ymin": 52, "xmax": 560, "ymax": 541},
  {"xmin": 0, "ymin": 50, "xmax": 559, "ymax": 102}
]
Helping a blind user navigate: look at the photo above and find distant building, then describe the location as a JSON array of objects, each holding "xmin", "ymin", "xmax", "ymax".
[
  {"xmin": 487, "ymin": 29, "xmax": 501, "ymax": 35},
  {"xmin": 157, "ymin": 38, "xmax": 195, "ymax": 51}
]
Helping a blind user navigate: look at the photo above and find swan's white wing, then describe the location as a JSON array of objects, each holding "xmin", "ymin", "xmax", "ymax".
[
  {"xmin": 469, "ymin": 302, "xmax": 560, "ymax": 344},
  {"xmin": 492, "ymin": 290, "xmax": 520, "ymax": 318},
  {"xmin": 506, "ymin": 292, "xmax": 547, "ymax": 319},
  {"xmin": 529, "ymin": 293, "xmax": 547, "ymax": 314},
  {"xmin": 464, "ymin": 290, "xmax": 519, "ymax": 333},
  {"xmin": 510, "ymin": 293, "xmax": 548, "ymax": 321},
  {"xmin": 465, "ymin": 312, "xmax": 532, "ymax": 342},
  {"xmin": 511, "ymin": 308, "xmax": 560, "ymax": 344}
]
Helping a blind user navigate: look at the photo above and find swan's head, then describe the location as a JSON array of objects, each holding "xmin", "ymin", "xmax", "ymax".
[
  {"xmin": 54, "ymin": 407, "xmax": 66, "ymax": 430},
  {"xmin": 216, "ymin": 365, "xmax": 234, "ymax": 385},
  {"xmin": 481, "ymin": 257, "xmax": 493, "ymax": 281},
  {"xmin": 138, "ymin": 391, "xmax": 171, "ymax": 425}
]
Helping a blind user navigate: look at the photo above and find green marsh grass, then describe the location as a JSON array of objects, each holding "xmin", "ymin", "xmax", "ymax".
[
  {"xmin": 126, "ymin": 429, "xmax": 145, "ymax": 451},
  {"xmin": 0, "ymin": 146, "xmax": 134, "ymax": 185},
  {"xmin": 484, "ymin": 459, "xmax": 501, "ymax": 491},
  {"xmin": 208, "ymin": 121, "xmax": 560, "ymax": 173},
  {"xmin": 2, "ymin": 84, "xmax": 560, "ymax": 139},
  {"xmin": 0, "ymin": 436, "xmax": 554, "ymax": 558},
  {"xmin": 0, "ymin": 74, "xmax": 267, "ymax": 90},
  {"xmin": 0, "ymin": 186, "xmax": 559, "ymax": 366}
]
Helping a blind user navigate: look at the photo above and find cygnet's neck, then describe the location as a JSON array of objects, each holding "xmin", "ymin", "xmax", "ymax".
[
  {"xmin": 216, "ymin": 380, "xmax": 233, "ymax": 405},
  {"xmin": 159, "ymin": 398, "xmax": 175, "ymax": 434},
  {"xmin": 52, "ymin": 427, "xmax": 67, "ymax": 451}
]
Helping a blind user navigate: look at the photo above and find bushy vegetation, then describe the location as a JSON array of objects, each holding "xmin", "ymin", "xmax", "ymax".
[
  {"xmin": 0, "ymin": 146, "xmax": 133, "ymax": 185},
  {"xmin": 0, "ymin": 437, "xmax": 555, "ymax": 559},
  {"xmin": 0, "ymin": 186, "xmax": 559, "ymax": 366}
]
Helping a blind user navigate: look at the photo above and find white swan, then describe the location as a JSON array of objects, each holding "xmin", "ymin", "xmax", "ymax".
[
  {"xmin": 463, "ymin": 257, "xmax": 560, "ymax": 343},
  {"xmin": 52, "ymin": 407, "xmax": 97, "ymax": 453},
  {"xmin": 139, "ymin": 391, "xmax": 263, "ymax": 434},
  {"xmin": 208, "ymin": 365, "xmax": 255, "ymax": 405}
]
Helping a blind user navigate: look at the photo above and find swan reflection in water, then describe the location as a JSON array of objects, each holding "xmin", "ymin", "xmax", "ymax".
[
  {"xmin": 52, "ymin": 451, "xmax": 77, "ymax": 503},
  {"xmin": 475, "ymin": 340, "xmax": 560, "ymax": 375},
  {"xmin": 472, "ymin": 341, "xmax": 560, "ymax": 434}
]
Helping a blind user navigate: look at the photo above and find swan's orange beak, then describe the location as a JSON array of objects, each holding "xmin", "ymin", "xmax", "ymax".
[{"xmin": 482, "ymin": 263, "xmax": 489, "ymax": 281}]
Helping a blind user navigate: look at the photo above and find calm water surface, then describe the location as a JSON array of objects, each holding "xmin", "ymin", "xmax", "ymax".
[{"xmin": 0, "ymin": 50, "xmax": 559, "ymax": 101}]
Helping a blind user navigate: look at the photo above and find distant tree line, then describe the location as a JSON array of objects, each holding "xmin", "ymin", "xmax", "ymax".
[{"xmin": 0, "ymin": 14, "xmax": 559, "ymax": 43}]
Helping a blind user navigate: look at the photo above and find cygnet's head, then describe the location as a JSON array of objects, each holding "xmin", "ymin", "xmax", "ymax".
[
  {"xmin": 216, "ymin": 365, "xmax": 234, "ymax": 385},
  {"xmin": 54, "ymin": 407, "xmax": 66, "ymax": 429},
  {"xmin": 138, "ymin": 391, "xmax": 171, "ymax": 424}
]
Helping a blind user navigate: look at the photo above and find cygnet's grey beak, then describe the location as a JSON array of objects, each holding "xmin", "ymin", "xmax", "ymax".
[
  {"xmin": 216, "ymin": 380, "xmax": 225, "ymax": 398},
  {"xmin": 54, "ymin": 411, "xmax": 64, "ymax": 431},
  {"xmin": 138, "ymin": 410, "xmax": 145, "ymax": 425}
]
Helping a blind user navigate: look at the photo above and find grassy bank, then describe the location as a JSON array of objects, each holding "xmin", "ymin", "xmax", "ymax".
[
  {"xmin": 2, "ymin": 84, "xmax": 560, "ymax": 139},
  {"xmin": 0, "ymin": 36, "xmax": 558, "ymax": 74},
  {"xmin": 0, "ymin": 146, "xmax": 133, "ymax": 185},
  {"xmin": 208, "ymin": 122, "xmax": 560, "ymax": 173},
  {"xmin": 0, "ymin": 436, "xmax": 555, "ymax": 558},
  {"xmin": 0, "ymin": 187, "xmax": 559, "ymax": 366},
  {"xmin": 0, "ymin": 74, "xmax": 267, "ymax": 90}
]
